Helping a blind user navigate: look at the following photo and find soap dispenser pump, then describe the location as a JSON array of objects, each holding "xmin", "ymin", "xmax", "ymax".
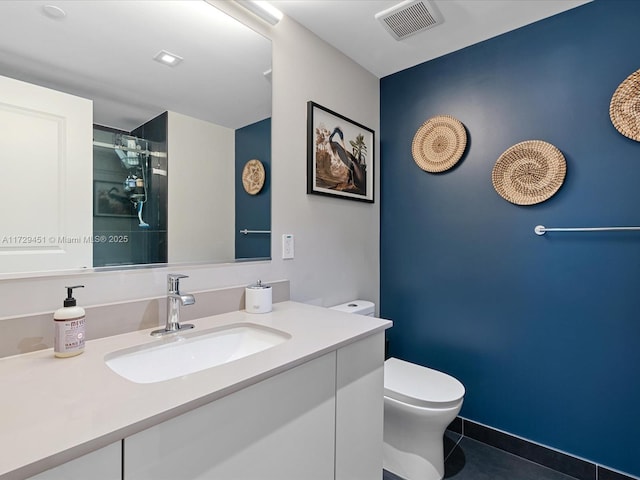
[{"xmin": 54, "ymin": 285, "xmax": 86, "ymax": 358}]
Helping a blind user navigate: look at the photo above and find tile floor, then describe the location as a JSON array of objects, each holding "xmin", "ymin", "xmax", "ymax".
[{"xmin": 383, "ymin": 431, "xmax": 579, "ymax": 480}]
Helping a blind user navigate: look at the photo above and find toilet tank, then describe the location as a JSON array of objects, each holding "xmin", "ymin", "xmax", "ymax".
[
  {"xmin": 330, "ymin": 300, "xmax": 388, "ymax": 358},
  {"xmin": 329, "ymin": 300, "xmax": 375, "ymax": 316}
]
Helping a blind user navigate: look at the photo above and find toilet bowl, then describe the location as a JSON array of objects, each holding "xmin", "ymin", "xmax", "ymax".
[
  {"xmin": 384, "ymin": 357, "xmax": 464, "ymax": 480},
  {"xmin": 329, "ymin": 301, "xmax": 465, "ymax": 480}
]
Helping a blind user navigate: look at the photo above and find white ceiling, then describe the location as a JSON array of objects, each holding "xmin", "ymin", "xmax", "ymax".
[
  {"xmin": 0, "ymin": 1, "xmax": 272, "ymax": 131},
  {"xmin": 270, "ymin": 0, "xmax": 592, "ymax": 78},
  {"xmin": 0, "ymin": 1, "xmax": 593, "ymax": 131}
]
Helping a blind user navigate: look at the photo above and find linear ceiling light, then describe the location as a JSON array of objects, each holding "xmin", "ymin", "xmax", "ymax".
[{"xmin": 236, "ymin": 1, "xmax": 283, "ymax": 25}]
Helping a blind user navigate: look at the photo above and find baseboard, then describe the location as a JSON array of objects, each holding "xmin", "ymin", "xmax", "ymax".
[{"xmin": 447, "ymin": 417, "xmax": 638, "ymax": 480}]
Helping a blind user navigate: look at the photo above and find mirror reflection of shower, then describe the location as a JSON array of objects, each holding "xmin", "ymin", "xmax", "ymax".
[
  {"xmin": 93, "ymin": 113, "xmax": 168, "ymax": 268},
  {"xmin": 114, "ymin": 134, "xmax": 150, "ymax": 228}
]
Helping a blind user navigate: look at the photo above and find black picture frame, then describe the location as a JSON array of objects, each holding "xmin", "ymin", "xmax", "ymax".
[
  {"xmin": 93, "ymin": 180, "xmax": 136, "ymax": 217},
  {"xmin": 307, "ymin": 101, "xmax": 374, "ymax": 203}
]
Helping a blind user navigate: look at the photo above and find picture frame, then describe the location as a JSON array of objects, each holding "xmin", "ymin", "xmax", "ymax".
[
  {"xmin": 93, "ymin": 180, "xmax": 136, "ymax": 217},
  {"xmin": 307, "ymin": 101, "xmax": 374, "ymax": 203}
]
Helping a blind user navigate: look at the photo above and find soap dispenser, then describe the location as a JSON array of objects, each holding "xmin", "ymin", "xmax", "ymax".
[{"xmin": 54, "ymin": 285, "xmax": 86, "ymax": 358}]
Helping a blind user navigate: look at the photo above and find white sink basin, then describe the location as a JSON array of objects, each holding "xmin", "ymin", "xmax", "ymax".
[{"xmin": 105, "ymin": 323, "xmax": 290, "ymax": 384}]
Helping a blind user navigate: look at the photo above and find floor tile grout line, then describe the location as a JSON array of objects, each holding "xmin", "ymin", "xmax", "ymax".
[{"xmin": 444, "ymin": 433, "xmax": 464, "ymax": 463}]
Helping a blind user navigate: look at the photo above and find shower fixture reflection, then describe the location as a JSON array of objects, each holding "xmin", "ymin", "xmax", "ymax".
[
  {"xmin": 92, "ymin": 120, "xmax": 168, "ymax": 268},
  {"xmin": 114, "ymin": 134, "xmax": 150, "ymax": 228}
]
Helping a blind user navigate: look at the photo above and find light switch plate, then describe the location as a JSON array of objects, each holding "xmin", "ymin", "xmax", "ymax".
[{"xmin": 282, "ymin": 234, "xmax": 294, "ymax": 259}]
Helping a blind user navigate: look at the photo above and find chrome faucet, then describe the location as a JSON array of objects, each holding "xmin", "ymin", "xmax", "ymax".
[{"xmin": 151, "ymin": 274, "xmax": 195, "ymax": 336}]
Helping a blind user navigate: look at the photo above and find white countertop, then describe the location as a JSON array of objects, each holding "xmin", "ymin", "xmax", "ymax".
[{"xmin": 0, "ymin": 301, "xmax": 391, "ymax": 479}]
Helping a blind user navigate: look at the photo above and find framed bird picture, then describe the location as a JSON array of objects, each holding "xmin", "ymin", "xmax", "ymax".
[{"xmin": 307, "ymin": 101, "xmax": 374, "ymax": 203}]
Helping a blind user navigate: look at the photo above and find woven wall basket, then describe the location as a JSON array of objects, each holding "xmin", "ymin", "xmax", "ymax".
[
  {"xmin": 242, "ymin": 159, "xmax": 266, "ymax": 195},
  {"xmin": 492, "ymin": 140, "xmax": 566, "ymax": 206},
  {"xmin": 610, "ymin": 68, "xmax": 640, "ymax": 141},
  {"xmin": 412, "ymin": 115, "xmax": 467, "ymax": 173}
]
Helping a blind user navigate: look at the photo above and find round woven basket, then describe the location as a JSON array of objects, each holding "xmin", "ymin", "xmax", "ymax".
[
  {"xmin": 492, "ymin": 140, "xmax": 566, "ymax": 206},
  {"xmin": 241, "ymin": 159, "xmax": 265, "ymax": 195},
  {"xmin": 610, "ymin": 68, "xmax": 640, "ymax": 141},
  {"xmin": 412, "ymin": 115, "xmax": 467, "ymax": 173}
]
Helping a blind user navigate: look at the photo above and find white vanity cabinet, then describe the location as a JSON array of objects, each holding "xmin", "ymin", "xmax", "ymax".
[
  {"xmin": 124, "ymin": 352, "xmax": 336, "ymax": 480},
  {"xmin": 26, "ymin": 442, "xmax": 121, "ymax": 480},
  {"xmin": 335, "ymin": 332, "xmax": 385, "ymax": 480},
  {"xmin": 1, "ymin": 304, "xmax": 390, "ymax": 480},
  {"xmin": 124, "ymin": 332, "xmax": 384, "ymax": 480}
]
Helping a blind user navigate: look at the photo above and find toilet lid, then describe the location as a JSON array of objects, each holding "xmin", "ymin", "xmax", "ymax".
[{"xmin": 384, "ymin": 357, "xmax": 465, "ymax": 409}]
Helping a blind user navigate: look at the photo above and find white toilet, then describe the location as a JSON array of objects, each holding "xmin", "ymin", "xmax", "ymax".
[{"xmin": 330, "ymin": 300, "xmax": 465, "ymax": 480}]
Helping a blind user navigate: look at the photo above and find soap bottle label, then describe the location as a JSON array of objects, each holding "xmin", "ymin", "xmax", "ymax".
[{"xmin": 54, "ymin": 317, "xmax": 85, "ymax": 357}]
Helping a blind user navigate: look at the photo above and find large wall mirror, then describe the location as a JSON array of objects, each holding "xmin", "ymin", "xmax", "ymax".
[{"xmin": 0, "ymin": 0, "xmax": 272, "ymax": 277}]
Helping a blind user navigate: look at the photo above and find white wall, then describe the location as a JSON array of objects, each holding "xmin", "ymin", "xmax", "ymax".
[
  {"xmin": 167, "ymin": 111, "xmax": 235, "ymax": 264},
  {"xmin": 268, "ymin": 13, "xmax": 380, "ymax": 309},
  {"xmin": 0, "ymin": 2, "xmax": 380, "ymax": 318}
]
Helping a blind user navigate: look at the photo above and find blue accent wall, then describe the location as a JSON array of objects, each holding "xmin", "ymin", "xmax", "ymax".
[
  {"xmin": 380, "ymin": 1, "xmax": 640, "ymax": 475},
  {"xmin": 235, "ymin": 118, "xmax": 271, "ymax": 259}
]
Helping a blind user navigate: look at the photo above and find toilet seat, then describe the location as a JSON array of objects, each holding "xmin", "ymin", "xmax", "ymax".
[{"xmin": 384, "ymin": 357, "xmax": 465, "ymax": 409}]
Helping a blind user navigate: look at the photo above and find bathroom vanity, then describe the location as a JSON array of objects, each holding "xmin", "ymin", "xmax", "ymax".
[{"xmin": 0, "ymin": 302, "xmax": 391, "ymax": 479}]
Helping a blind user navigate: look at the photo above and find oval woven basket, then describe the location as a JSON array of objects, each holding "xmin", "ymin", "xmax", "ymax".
[
  {"xmin": 411, "ymin": 115, "xmax": 467, "ymax": 173},
  {"xmin": 610, "ymin": 68, "xmax": 640, "ymax": 141},
  {"xmin": 492, "ymin": 140, "xmax": 566, "ymax": 206}
]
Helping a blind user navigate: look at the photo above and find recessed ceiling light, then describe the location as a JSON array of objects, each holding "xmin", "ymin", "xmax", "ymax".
[
  {"xmin": 42, "ymin": 5, "xmax": 66, "ymax": 20},
  {"xmin": 153, "ymin": 50, "xmax": 183, "ymax": 67}
]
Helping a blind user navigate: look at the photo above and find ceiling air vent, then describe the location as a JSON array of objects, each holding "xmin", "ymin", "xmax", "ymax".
[{"xmin": 375, "ymin": 0, "xmax": 442, "ymax": 41}]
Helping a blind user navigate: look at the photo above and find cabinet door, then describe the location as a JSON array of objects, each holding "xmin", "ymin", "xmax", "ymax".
[
  {"xmin": 124, "ymin": 352, "xmax": 336, "ymax": 480},
  {"xmin": 27, "ymin": 442, "xmax": 121, "ymax": 480},
  {"xmin": 335, "ymin": 332, "xmax": 385, "ymax": 480},
  {"xmin": 0, "ymin": 74, "xmax": 92, "ymax": 274}
]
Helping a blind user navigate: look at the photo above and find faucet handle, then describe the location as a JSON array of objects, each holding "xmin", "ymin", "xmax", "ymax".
[{"xmin": 167, "ymin": 273, "xmax": 189, "ymax": 292}]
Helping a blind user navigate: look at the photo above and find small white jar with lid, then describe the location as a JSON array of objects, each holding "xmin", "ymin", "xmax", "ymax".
[{"xmin": 245, "ymin": 280, "xmax": 272, "ymax": 313}]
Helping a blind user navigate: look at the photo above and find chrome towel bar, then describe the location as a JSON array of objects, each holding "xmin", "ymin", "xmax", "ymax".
[
  {"xmin": 534, "ymin": 225, "xmax": 640, "ymax": 236},
  {"xmin": 239, "ymin": 229, "xmax": 271, "ymax": 235}
]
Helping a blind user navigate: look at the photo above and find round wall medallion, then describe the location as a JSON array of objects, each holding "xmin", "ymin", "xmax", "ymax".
[
  {"xmin": 411, "ymin": 115, "xmax": 467, "ymax": 173},
  {"xmin": 492, "ymin": 140, "xmax": 566, "ymax": 206},
  {"xmin": 610, "ymin": 68, "xmax": 640, "ymax": 142},
  {"xmin": 242, "ymin": 159, "xmax": 265, "ymax": 195}
]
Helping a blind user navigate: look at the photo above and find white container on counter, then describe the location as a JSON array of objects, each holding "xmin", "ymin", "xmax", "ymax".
[{"xmin": 245, "ymin": 280, "xmax": 272, "ymax": 313}]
